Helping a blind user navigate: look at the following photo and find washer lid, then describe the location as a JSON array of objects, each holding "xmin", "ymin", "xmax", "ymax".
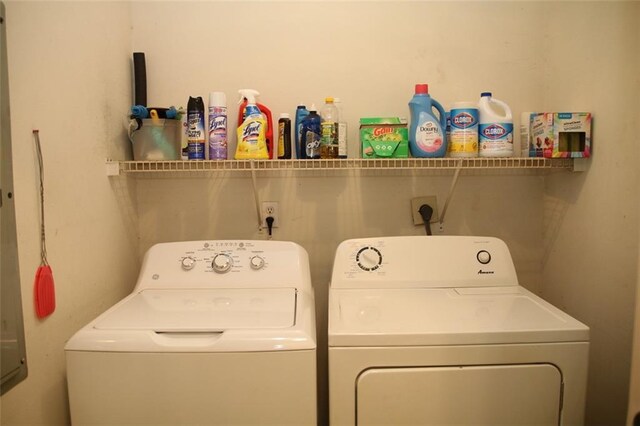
[
  {"xmin": 328, "ymin": 286, "xmax": 589, "ymax": 346},
  {"xmin": 94, "ymin": 288, "xmax": 296, "ymax": 331}
]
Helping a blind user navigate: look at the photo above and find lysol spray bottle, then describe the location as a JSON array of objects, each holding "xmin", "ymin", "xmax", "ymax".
[
  {"xmin": 478, "ymin": 92, "xmax": 513, "ymax": 157},
  {"xmin": 187, "ymin": 96, "xmax": 206, "ymax": 160},
  {"xmin": 408, "ymin": 84, "xmax": 447, "ymax": 157},
  {"xmin": 294, "ymin": 104, "xmax": 309, "ymax": 159},
  {"xmin": 448, "ymin": 102, "xmax": 479, "ymax": 157},
  {"xmin": 277, "ymin": 113, "xmax": 292, "ymax": 159},
  {"xmin": 208, "ymin": 92, "xmax": 227, "ymax": 160}
]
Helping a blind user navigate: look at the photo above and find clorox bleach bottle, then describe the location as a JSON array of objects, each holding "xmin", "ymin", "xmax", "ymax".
[
  {"xmin": 478, "ymin": 92, "xmax": 514, "ymax": 157},
  {"xmin": 409, "ymin": 84, "xmax": 447, "ymax": 157}
]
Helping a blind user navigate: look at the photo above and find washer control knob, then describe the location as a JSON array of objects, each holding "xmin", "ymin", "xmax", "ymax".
[
  {"xmin": 212, "ymin": 254, "xmax": 233, "ymax": 273},
  {"xmin": 181, "ymin": 256, "xmax": 197, "ymax": 271},
  {"xmin": 477, "ymin": 250, "xmax": 492, "ymax": 265},
  {"xmin": 249, "ymin": 255, "xmax": 265, "ymax": 270}
]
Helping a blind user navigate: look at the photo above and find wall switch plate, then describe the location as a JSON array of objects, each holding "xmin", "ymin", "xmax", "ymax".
[
  {"xmin": 261, "ymin": 201, "xmax": 279, "ymax": 228},
  {"xmin": 411, "ymin": 196, "xmax": 439, "ymax": 225}
]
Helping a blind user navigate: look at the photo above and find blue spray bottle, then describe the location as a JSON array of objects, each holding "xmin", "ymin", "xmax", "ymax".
[{"xmin": 408, "ymin": 84, "xmax": 447, "ymax": 157}]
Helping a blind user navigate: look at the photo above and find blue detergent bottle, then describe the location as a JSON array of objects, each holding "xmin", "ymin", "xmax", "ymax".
[
  {"xmin": 409, "ymin": 84, "xmax": 447, "ymax": 157},
  {"xmin": 294, "ymin": 104, "xmax": 309, "ymax": 159}
]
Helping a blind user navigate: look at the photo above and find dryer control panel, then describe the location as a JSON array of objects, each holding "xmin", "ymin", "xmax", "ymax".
[
  {"xmin": 331, "ymin": 236, "xmax": 519, "ymax": 289},
  {"xmin": 134, "ymin": 240, "xmax": 312, "ymax": 291}
]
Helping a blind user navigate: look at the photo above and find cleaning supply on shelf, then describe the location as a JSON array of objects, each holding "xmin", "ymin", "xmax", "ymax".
[
  {"xmin": 478, "ymin": 92, "xmax": 513, "ymax": 157},
  {"xmin": 532, "ymin": 112, "xmax": 591, "ymax": 159},
  {"xmin": 300, "ymin": 104, "xmax": 322, "ymax": 159},
  {"xmin": 235, "ymin": 89, "xmax": 269, "ymax": 159},
  {"xmin": 295, "ymin": 104, "xmax": 309, "ymax": 159},
  {"xmin": 334, "ymin": 97, "xmax": 347, "ymax": 158},
  {"xmin": 187, "ymin": 96, "xmax": 206, "ymax": 160},
  {"xmin": 360, "ymin": 117, "xmax": 409, "ymax": 158},
  {"xmin": 520, "ymin": 111, "xmax": 536, "ymax": 157},
  {"xmin": 448, "ymin": 102, "xmax": 479, "ymax": 158},
  {"xmin": 320, "ymin": 97, "xmax": 339, "ymax": 159},
  {"xmin": 208, "ymin": 92, "xmax": 228, "ymax": 160},
  {"xmin": 237, "ymin": 90, "xmax": 273, "ymax": 158},
  {"xmin": 408, "ymin": 84, "xmax": 447, "ymax": 157},
  {"xmin": 277, "ymin": 113, "xmax": 292, "ymax": 159}
]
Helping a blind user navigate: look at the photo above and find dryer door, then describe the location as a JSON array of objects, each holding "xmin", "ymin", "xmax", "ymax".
[{"xmin": 357, "ymin": 364, "xmax": 562, "ymax": 425}]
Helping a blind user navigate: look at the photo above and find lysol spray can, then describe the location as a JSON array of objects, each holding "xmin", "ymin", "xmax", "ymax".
[
  {"xmin": 208, "ymin": 92, "xmax": 227, "ymax": 160},
  {"xmin": 187, "ymin": 96, "xmax": 206, "ymax": 160},
  {"xmin": 448, "ymin": 102, "xmax": 479, "ymax": 157}
]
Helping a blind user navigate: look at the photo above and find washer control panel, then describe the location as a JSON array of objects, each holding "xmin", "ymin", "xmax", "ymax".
[
  {"xmin": 177, "ymin": 241, "xmax": 270, "ymax": 274},
  {"xmin": 136, "ymin": 240, "xmax": 312, "ymax": 290}
]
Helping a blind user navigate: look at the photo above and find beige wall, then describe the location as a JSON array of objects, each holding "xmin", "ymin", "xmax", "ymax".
[
  {"xmin": 540, "ymin": 4, "xmax": 640, "ymax": 425},
  {"xmin": 1, "ymin": 2, "xmax": 638, "ymax": 426},
  {"xmin": 0, "ymin": 2, "xmax": 138, "ymax": 425}
]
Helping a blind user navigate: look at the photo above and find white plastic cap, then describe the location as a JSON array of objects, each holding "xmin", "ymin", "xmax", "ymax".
[
  {"xmin": 279, "ymin": 113, "xmax": 291, "ymax": 119},
  {"xmin": 209, "ymin": 91, "xmax": 226, "ymax": 107}
]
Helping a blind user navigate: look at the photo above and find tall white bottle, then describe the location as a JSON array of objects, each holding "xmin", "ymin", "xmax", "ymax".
[
  {"xmin": 334, "ymin": 97, "xmax": 347, "ymax": 158},
  {"xmin": 208, "ymin": 91, "xmax": 227, "ymax": 160},
  {"xmin": 478, "ymin": 92, "xmax": 513, "ymax": 157},
  {"xmin": 320, "ymin": 97, "xmax": 339, "ymax": 159}
]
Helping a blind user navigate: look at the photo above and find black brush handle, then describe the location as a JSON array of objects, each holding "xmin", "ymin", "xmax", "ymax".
[{"xmin": 133, "ymin": 52, "xmax": 147, "ymax": 107}]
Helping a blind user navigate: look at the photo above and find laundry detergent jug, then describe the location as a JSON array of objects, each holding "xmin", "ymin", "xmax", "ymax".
[{"xmin": 409, "ymin": 84, "xmax": 447, "ymax": 157}]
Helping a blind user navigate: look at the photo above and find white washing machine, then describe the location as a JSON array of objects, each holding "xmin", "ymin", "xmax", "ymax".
[
  {"xmin": 66, "ymin": 240, "xmax": 316, "ymax": 425},
  {"xmin": 328, "ymin": 236, "xmax": 589, "ymax": 426}
]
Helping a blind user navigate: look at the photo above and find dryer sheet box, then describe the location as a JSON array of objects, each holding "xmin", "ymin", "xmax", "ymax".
[
  {"xmin": 360, "ymin": 117, "xmax": 409, "ymax": 158},
  {"xmin": 531, "ymin": 112, "xmax": 591, "ymax": 158}
]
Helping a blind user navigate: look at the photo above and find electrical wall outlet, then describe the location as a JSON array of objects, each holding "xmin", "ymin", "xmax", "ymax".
[
  {"xmin": 261, "ymin": 201, "xmax": 279, "ymax": 228},
  {"xmin": 411, "ymin": 196, "xmax": 439, "ymax": 225}
]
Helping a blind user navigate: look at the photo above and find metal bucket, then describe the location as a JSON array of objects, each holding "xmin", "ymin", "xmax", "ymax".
[{"xmin": 129, "ymin": 119, "xmax": 182, "ymax": 161}]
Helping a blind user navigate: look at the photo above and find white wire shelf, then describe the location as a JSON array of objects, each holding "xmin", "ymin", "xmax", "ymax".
[{"xmin": 108, "ymin": 157, "xmax": 577, "ymax": 175}]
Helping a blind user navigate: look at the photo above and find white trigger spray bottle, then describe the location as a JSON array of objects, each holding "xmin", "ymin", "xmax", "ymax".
[{"xmin": 235, "ymin": 89, "xmax": 269, "ymax": 159}]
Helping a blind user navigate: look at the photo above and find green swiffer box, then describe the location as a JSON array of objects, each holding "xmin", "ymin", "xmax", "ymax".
[{"xmin": 360, "ymin": 117, "xmax": 409, "ymax": 158}]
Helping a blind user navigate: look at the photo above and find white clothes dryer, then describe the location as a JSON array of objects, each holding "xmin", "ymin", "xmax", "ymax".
[
  {"xmin": 66, "ymin": 240, "xmax": 316, "ymax": 425},
  {"xmin": 328, "ymin": 236, "xmax": 589, "ymax": 426}
]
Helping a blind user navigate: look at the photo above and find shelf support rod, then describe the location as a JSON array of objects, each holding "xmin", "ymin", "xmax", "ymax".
[
  {"xmin": 250, "ymin": 160, "xmax": 263, "ymax": 230},
  {"xmin": 439, "ymin": 159, "xmax": 463, "ymax": 228}
]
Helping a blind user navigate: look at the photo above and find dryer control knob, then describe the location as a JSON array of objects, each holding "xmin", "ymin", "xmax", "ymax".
[
  {"xmin": 212, "ymin": 254, "xmax": 233, "ymax": 273},
  {"xmin": 356, "ymin": 246, "xmax": 383, "ymax": 271},
  {"xmin": 249, "ymin": 256, "xmax": 265, "ymax": 270},
  {"xmin": 181, "ymin": 256, "xmax": 197, "ymax": 271},
  {"xmin": 477, "ymin": 250, "xmax": 492, "ymax": 264}
]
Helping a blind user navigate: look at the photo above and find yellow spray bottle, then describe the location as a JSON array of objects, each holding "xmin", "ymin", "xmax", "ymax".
[{"xmin": 235, "ymin": 89, "xmax": 269, "ymax": 159}]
